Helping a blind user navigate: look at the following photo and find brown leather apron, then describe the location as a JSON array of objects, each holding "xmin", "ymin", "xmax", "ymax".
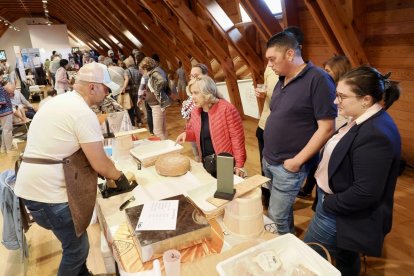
[{"xmin": 22, "ymin": 149, "xmax": 97, "ymax": 237}]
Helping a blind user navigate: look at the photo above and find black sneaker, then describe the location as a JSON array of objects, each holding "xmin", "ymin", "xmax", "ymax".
[{"xmin": 297, "ymin": 188, "xmax": 312, "ymax": 199}]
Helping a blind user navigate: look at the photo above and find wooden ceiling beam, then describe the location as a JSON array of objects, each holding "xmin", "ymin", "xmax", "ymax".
[
  {"xmin": 303, "ymin": 0, "xmax": 343, "ymax": 56},
  {"xmin": 139, "ymin": 0, "xmax": 212, "ymax": 72},
  {"xmin": 77, "ymin": 0, "xmax": 135, "ymax": 54},
  {"xmin": 125, "ymin": 1, "xmax": 188, "ymax": 63},
  {"xmin": 114, "ymin": 0, "xmax": 191, "ymax": 71},
  {"xmin": 346, "ymin": 0, "xmax": 367, "ymax": 44},
  {"xmin": 315, "ymin": 0, "xmax": 369, "ymax": 66},
  {"xmin": 239, "ymin": 0, "xmax": 283, "ymax": 40},
  {"xmin": 281, "ymin": 0, "xmax": 300, "ymax": 28},
  {"xmin": 60, "ymin": 0, "xmax": 119, "ymax": 51},
  {"xmin": 101, "ymin": 0, "xmax": 175, "ymax": 70},
  {"xmin": 162, "ymin": 0, "xmax": 243, "ymax": 115},
  {"xmin": 198, "ymin": 0, "xmax": 264, "ymax": 78}
]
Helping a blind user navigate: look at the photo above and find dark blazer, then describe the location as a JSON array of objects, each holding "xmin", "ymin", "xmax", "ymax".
[{"xmin": 323, "ymin": 109, "xmax": 401, "ymax": 256}]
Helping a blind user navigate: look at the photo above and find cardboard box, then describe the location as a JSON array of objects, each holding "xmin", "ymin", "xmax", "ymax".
[{"xmin": 125, "ymin": 195, "xmax": 211, "ymax": 262}]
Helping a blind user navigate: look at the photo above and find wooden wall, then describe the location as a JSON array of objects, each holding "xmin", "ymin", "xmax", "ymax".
[{"xmin": 297, "ymin": 0, "xmax": 414, "ymax": 164}]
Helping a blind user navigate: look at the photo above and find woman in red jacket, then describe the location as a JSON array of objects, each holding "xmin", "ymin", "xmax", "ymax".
[{"xmin": 176, "ymin": 75, "xmax": 246, "ymax": 177}]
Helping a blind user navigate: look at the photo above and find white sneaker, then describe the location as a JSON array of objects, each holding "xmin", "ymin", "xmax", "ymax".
[{"xmin": 0, "ymin": 148, "xmax": 5, "ymax": 154}]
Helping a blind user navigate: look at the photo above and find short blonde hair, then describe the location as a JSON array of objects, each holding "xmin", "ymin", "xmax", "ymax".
[
  {"xmin": 188, "ymin": 75, "xmax": 222, "ymax": 107},
  {"xmin": 124, "ymin": 56, "xmax": 135, "ymax": 68},
  {"xmin": 139, "ymin": 57, "xmax": 157, "ymax": 72}
]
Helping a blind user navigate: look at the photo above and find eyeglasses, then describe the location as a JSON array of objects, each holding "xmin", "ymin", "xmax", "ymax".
[{"xmin": 335, "ymin": 92, "xmax": 361, "ymax": 103}]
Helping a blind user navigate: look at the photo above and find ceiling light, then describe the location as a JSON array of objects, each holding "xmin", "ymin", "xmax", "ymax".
[
  {"xmin": 5, "ymin": 22, "xmax": 8, "ymax": 25},
  {"xmin": 45, "ymin": 10, "xmax": 49, "ymax": 13},
  {"xmin": 42, "ymin": 0, "xmax": 47, "ymax": 3}
]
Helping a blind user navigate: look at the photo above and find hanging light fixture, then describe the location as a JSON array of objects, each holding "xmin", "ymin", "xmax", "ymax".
[
  {"xmin": 0, "ymin": 16, "xmax": 19, "ymax": 31},
  {"xmin": 42, "ymin": 0, "xmax": 52, "ymax": 26}
]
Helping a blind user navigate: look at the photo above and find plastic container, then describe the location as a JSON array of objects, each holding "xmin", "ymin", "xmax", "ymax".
[{"xmin": 216, "ymin": 234, "xmax": 340, "ymax": 276}]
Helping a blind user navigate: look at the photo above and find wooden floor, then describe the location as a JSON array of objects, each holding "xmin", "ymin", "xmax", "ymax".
[{"xmin": 1, "ymin": 103, "xmax": 413, "ymax": 275}]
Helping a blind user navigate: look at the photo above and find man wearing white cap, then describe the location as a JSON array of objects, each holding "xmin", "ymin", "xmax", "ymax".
[
  {"xmin": 15, "ymin": 62, "xmax": 130, "ymax": 276},
  {"xmin": 108, "ymin": 49, "xmax": 118, "ymax": 65}
]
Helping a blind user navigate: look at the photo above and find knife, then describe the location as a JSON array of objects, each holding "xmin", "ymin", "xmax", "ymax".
[{"xmin": 119, "ymin": 196, "xmax": 135, "ymax": 211}]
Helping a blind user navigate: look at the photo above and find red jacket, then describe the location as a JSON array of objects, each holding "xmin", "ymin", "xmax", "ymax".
[{"xmin": 186, "ymin": 99, "xmax": 246, "ymax": 168}]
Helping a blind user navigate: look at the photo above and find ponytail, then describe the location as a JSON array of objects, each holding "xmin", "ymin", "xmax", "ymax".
[{"xmin": 383, "ymin": 81, "xmax": 400, "ymax": 110}]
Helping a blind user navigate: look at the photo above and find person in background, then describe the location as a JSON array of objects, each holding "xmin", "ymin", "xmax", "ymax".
[
  {"xmin": 181, "ymin": 63, "xmax": 209, "ymax": 162},
  {"xmin": 176, "ymin": 75, "xmax": 246, "ymax": 177},
  {"xmin": 98, "ymin": 55, "xmax": 106, "ymax": 64},
  {"xmin": 324, "ymin": 55, "xmax": 352, "ymax": 83},
  {"xmin": 176, "ymin": 61, "xmax": 187, "ymax": 102},
  {"xmin": 121, "ymin": 56, "xmax": 143, "ymax": 127},
  {"xmin": 118, "ymin": 49, "xmax": 125, "ymax": 61},
  {"xmin": 44, "ymin": 58, "xmax": 51, "ymax": 85},
  {"xmin": 263, "ymin": 31, "xmax": 336, "ymax": 235},
  {"xmin": 139, "ymin": 57, "xmax": 169, "ymax": 140},
  {"xmin": 11, "ymin": 87, "xmax": 37, "ymax": 119},
  {"xmin": 108, "ymin": 49, "xmax": 118, "ymax": 65},
  {"xmin": 33, "ymin": 54, "xmax": 46, "ymax": 85},
  {"xmin": 49, "ymin": 52, "xmax": 61, "ymax": 87},
  {"xmin": 298, "ymin": 55, "xmax": 352, "ymax": 200},
  {"xmin": 104, "ymin": 57, "xmax": 125, "ymax": 100},
  {"xmin": 14, "ymin": 62, "xmax": 131, "ymax": 276},
  {"xmin": 0, "ymin": 80, "xmax": 15, "ymax": 154},
  {"xmin": 55, "ymin": 59, "xmax": 70, "ymax": 94},
  {"xmin": 91, "ymin": 96, "xmax": 124, "ymax": 115},
  {"xmin": 304, "ymin": 67, "xmax": 401, "ymax": 275},
  {"xmin": 167, "ymin": 72, "xmax": 178, "ymax": 102},
  {"xmin": 39, "ymin": 89, "xmax": 57, "ymax": 109},
  {"xmin": 2, "ymin": 82, "xmax": 27, "ymax": 124}
]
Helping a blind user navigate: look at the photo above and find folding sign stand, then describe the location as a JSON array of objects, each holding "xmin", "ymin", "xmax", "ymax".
[{"xmin": 214, "ymin": 154, "xmax": 236, "ymax": 200}]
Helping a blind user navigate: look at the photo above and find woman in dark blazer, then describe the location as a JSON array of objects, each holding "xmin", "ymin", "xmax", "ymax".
[{"xmin": 304, "ymin": 66, "xmax": 401, "ymax": 276}]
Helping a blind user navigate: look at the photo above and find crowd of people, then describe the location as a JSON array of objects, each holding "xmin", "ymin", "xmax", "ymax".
[{"xmin": 0, "ymin": 25, "xmax": 403, "ymax": 276}]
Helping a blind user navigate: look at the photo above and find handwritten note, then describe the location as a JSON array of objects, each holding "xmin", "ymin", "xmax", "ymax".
[{"xmin": 136, "ymin": 200, "xmax": 179, "ymax": 231}]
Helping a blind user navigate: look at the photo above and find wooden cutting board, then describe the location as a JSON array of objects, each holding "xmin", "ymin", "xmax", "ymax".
[{"xmin": 207, "ymin": 174, "xmax": 270, "ymax": 208}]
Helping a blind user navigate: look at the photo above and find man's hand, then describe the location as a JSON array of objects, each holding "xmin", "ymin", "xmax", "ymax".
[
  {"xmin": 283, "ymin": 158, "xmax": 302, "ymax": 173},
  {"xmin": 114, "ymin": 172, "xmax": 130, "ymax": 191},
  {"xmin": 254, "ymin": 87, "xmax": 266, "ymax": 99},
  {"xmin": 175, "ymin": 132, "xmax": 186, "ymax": 145}
]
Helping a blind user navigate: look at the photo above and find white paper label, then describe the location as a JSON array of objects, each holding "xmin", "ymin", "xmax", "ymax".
[{"xmin": 253, "ymin": 250, "xmax": 280, "ymax": 272}]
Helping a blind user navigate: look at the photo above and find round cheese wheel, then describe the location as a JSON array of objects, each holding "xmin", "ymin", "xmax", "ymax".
[{"xmin": 155, "ymin": 154, "xmax": 191, "ymax": 177}]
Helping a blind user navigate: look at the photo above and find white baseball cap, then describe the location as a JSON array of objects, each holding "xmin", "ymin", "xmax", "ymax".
[{"xmin": 76, "ymin": 62, "xmax": 120, "ymax": 92}]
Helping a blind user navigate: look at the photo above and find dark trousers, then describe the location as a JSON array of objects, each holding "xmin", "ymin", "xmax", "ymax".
[
  {"xmin": 128, "ymin": 92, "xmax": 141, "ymax": 127},
  {"xmin": 336, "ymin": 249, "xmax": 361, "ymax": 276},
  {"xmin": 255, "ymin": 126, "xmax": 265, "ymax": 176},
  {"xmin": 145, "ymin": 101, "xmax": 153, "ymax": 134},
  {"xmin": 303, "ymin": 164, "xmax": 317, "ymax": 194}
]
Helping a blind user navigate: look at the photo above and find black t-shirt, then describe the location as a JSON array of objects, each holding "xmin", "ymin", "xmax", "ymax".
[{"xmin": 200, "ymin": 111, "xmax": 215, "ymax": 159}]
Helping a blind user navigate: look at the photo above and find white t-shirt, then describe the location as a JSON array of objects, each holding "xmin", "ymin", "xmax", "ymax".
[{"xmin": 14, "ymin": 91, "xmax": 103, "ymax": 203}]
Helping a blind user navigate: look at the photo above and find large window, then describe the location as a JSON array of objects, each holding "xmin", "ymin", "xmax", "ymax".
[{"xmin": 264, "ymin": 0, "xmax": 282, "ymax": 15}]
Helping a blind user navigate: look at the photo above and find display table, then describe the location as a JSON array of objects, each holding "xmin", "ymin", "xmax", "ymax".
[
  {"xmin": 95, "ymin": 154, "xmax": 224, "ymax": 272},
  {"xmin": 95, "ymin": 141, "xmax": 276, "ymax": 274}
]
